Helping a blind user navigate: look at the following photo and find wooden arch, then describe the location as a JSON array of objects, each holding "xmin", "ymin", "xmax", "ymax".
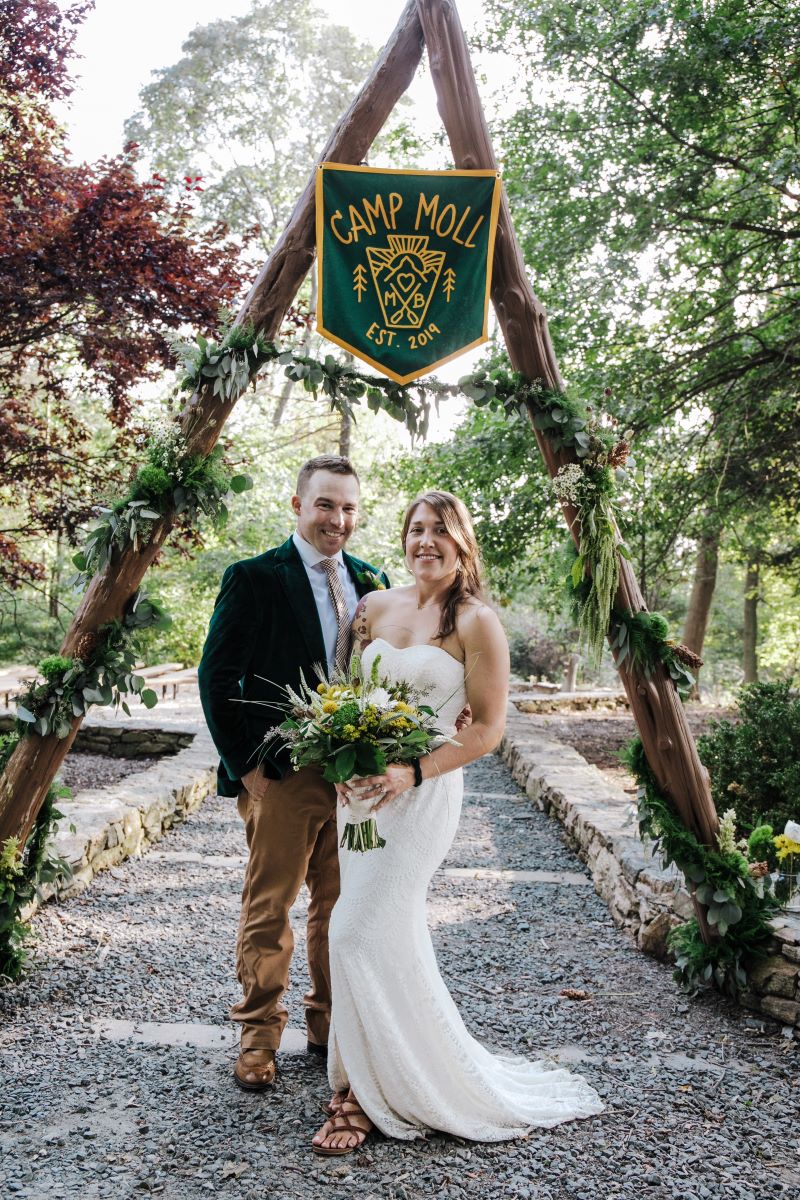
[{"xmin": 0, "ymin": 0, "xmax": 718, "ymax": 934}]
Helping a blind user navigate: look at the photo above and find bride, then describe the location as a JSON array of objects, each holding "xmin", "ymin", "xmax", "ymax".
[{"xmin": 312, "ymin": 490, "xmax": 604, "ymax": 1155}]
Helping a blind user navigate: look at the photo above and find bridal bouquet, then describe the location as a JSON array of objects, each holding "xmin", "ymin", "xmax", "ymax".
[{"xmin": 266, "ymin": 654, "xmax": 453, "ymax": 852}]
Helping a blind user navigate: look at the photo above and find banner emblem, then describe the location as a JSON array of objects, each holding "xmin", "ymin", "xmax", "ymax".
[{"xmin": 316, "ymin": 164, "xmax": 501, "ymax": 384}]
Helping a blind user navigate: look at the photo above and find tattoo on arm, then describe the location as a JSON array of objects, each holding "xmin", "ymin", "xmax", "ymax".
[{"xmin": 352, "ymin": 596, "xmax": 372, "ymax": 653}]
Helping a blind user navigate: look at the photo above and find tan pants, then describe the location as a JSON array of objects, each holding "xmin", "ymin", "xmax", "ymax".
[{"xmin": 232, "ymin": 766, "xmax": 339, "ymax": 1051}]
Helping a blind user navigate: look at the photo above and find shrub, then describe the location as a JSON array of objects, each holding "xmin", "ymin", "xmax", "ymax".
[
  {"xmin": 507, "ymin": 626, "xmax": 565, "ymax": 682},
  {"xmin": 697, "ymin": 682, "xmax": 800, "ymax": 834}
]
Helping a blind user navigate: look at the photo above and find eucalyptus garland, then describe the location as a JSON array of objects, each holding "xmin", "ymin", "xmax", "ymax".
[
  {"xmin": 15, "ymin": 591, "xmax": 170, "ymax": 738},
  {"xmin": 72, "ymin": 427, "xmax": 252, "ymax": 589},
  {"xmin": 611, "ymin": 609, "xmax": 701, "ymax": 699},
  {"xmin": 173, "ymin": 322, "xmax": 445, "ymax": 440},
  {"xmin": 623, "ymin": 737, "xmax": 779, "ymax": 997},
  {"xmin": 0, "ymin": 733, "xmax": 73, "ymax": 980}
]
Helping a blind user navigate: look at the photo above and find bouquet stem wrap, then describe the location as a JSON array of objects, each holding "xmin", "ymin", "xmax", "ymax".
[{"xmin": 340, "ymin": 785, "xmax": 386, "ymax": 853}]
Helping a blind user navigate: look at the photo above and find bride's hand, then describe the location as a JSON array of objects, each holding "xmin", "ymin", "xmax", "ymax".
[
  {"xmin": 343, "ymin": 763, "xmax": 415, "ymax": 812},
  {"xmin": 334, "ymin": 782, "xmax": 352, "ymax": 807}
]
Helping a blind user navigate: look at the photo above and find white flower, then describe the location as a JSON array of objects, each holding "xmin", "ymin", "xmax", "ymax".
[
  {"xmin": 552, "ymin": 462, "xmax": 586, "ymax": 506},
  {"xmin": 717, "ymin": 808, "xmax": 738, "ymax": 855},
  {"xmin": 362, "ymin": 686, "xmax": 390, "ymax": 709},
  {"xmin": 784, "ymin": 820, "xmax": 800, "ymax": 842}
]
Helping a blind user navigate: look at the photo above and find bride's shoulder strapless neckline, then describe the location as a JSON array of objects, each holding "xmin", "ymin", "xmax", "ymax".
[{"xmin": 368, "ymin": 636, "xmax": 464, "ymax": 670}]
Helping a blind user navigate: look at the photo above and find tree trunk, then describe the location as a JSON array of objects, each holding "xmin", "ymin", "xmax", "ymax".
[
  {"xmin": 338, "ymin": 409, "xmax": 352, "ymax": 458},
  {"xmin": 272, "ymin": 269, "xmax": 318, "ymax": 428},
  {"xmin": 563, "ymin": 653, "xmax": 580, "ymax": 693},
  {"xmin": 682, "ymin": 526, "xmax": 720, "ymax": 658},
  {"xmin": 743, "ymin": 560, "xmax": 759, "ymax": 684},
  {"xmin": 0, "ymin": 0, "xmax": 426, "ymax": 848},
  {"xmin": 47, "ymin": 528, "xmax": 62, "ymax": 620},
  {"xmin": 416, "ymin": 0, "xmax": 718, "ymax": 864}
]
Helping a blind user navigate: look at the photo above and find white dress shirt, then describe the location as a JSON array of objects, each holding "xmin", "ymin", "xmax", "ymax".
[{"xmin": 292, "ymin": 530, "xmax": 360, "ymax": 676}]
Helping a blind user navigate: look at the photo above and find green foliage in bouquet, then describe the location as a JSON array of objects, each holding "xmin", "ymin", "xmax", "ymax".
[
  {"xmin": 268, "ymin": 654, "xmax": 454, "ymax": 852},
  {"xmin": 276, "ymin": 654, "xmax": 441, "ymax": 785}
]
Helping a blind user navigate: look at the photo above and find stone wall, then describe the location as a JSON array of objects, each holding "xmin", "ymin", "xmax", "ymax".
[
  {"xmin": 24, "ymin": 725, "xmax": 219, "ymax": 910},
  {"xmin": 0, "ymin": 713, "xmax": 193, "ymax": 757},
  {"xmin": 500, "ymin": 704, "xmax": 800, "ymax": 1031}
]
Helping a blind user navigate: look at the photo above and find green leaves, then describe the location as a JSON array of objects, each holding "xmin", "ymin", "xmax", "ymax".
[
  {"xmin": 0, "ymin": 775, "xmax": 73, "ymax": 981},
  {"xmin": 228, "ymin": 474, "xmax": 253, "ymax": 494},
  {"xmin": 330, "ymin": 746, "xmax": 357, "ymax": 783},
  {"xmin": 626, "ymin": 733, "xmax": 780, "ymax": 998},
  {"xmin": 14, "ymin": 589, "xmax": 172, "ymax": 740},
  {"xmin": 611, "ymin": 607, "xmax": 697, "ymax": 699}
]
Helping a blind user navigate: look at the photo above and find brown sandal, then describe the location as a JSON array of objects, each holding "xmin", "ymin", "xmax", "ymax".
[
  {"xmin": 321, "ymin": 1088, "xmax": 348, "ymax": 1117},
  {"xmin": 311, "ymin": 1099, "xmax": 372, "ymax": 1156}
]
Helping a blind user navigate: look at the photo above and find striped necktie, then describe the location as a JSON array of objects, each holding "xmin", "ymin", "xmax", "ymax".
[{"xmin": 320, "ymin": 557, "xmax": 351, "ymax": 675}]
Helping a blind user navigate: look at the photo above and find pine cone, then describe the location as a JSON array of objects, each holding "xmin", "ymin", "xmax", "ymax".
[
  {"xmin": 74, "ymin": 632, "xmax": 98, "ymax": 661},
  {"xmin": 559, "ymin": 988, "xmax": 592, "ymax": 1001},
  {"xmin": 749, "ymin": 861, "xmax": 770, "ymax": 879},
  {"xmin": 608, "ymin": 439, "xmax": 630, "ymax": 467},
  {"xmin": 670, "ymin": 642, "xmax": 703, "ymax": 669}
]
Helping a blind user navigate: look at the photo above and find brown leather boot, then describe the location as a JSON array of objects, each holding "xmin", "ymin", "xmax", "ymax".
[{"xmin": 234, "ymin": 1048, "xmax": 276, "ymax": 1092}]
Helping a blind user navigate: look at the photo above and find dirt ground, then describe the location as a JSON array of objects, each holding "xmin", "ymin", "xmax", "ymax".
[{"xmin": 526, "ymin": 706, "xmax": 733, "ymax": 791}]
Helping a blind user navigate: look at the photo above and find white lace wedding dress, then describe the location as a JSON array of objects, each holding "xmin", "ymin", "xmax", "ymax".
[{"xmin": 326, "ymin": 638, "xmax": 604, "ymax": 1141}]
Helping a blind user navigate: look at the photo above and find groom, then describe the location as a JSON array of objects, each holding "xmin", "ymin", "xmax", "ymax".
[{"xmin": 198, "ymin": 455, "xmax": 388, "ymax": 1091}]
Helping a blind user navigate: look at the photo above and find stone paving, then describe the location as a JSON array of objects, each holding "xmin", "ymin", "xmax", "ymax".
[{"xmin": 0, "ymin": 752, "xmax": 798, "ymax": 1200}]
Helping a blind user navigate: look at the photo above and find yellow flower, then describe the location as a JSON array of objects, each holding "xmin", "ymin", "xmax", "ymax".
[
  {"xmin": 322, "ymin": 700, "xmax": 339, "ymax": 714},
  {"xmin": 316, "ymin": 683, "xmax": 327, "ymax": 695},
  {"xmin": 393, "ymin": 700, "xmax": 413, "ymax": 714},
  {"xmin": 773, "ymin": 833, "xmax": 800, "ymax": 862}
]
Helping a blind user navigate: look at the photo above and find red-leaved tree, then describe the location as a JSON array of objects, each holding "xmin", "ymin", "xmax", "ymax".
[{"xmin": 0, "ymin": 0, "xmax": 249, "ymax": 596}]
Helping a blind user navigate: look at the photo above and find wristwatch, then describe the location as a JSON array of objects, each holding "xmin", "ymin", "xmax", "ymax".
[{"xmin": 410, "ymin": 757, "xmax": 423, "ymax": 787}]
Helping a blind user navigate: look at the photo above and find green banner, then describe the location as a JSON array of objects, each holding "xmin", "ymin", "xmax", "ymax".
[{"xmin": 316, "ymin": 164, "xmax": 501, "ymax": 384}]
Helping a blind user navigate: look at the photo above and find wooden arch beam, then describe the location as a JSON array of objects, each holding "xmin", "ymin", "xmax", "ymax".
[
  {"xmin": 415, "ymin": 0, "xmax": 718, "ymax": 849},
  {"xmin": 1, "ymin": 0, "xmax": 716, "ymax": 892},
  {"xmin": 0, "ymin": 1, "xmax": 425, "ymax": 845}
]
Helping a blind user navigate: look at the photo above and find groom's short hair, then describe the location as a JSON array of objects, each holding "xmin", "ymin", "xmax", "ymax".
[{"xmin": 296, "ymin": 455, "xmax": 360, "ymax": 496}]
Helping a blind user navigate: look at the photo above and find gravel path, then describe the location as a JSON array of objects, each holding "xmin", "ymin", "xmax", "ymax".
[
  {"xmin": 57, "ymin": 753, "xmax": 164, "ymax": 793},
  {"xmin": 1, "ymin": 753, "xmax": 797, "ymax": 1200}
]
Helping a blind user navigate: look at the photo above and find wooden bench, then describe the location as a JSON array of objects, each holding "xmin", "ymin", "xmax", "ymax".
[
  {"xmin": 133, "ymin": 662, "xmax": 183, "ymax": 679},
  {"xmin": 153, "ymin": 667, "xmax": 199, "ymax": 700},
  {"xmin": 0, "ymin": 665, "xmax": 38, "ymax": 709}
]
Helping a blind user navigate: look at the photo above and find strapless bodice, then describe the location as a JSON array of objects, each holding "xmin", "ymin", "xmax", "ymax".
[{"xmin": 361, "ymin": 638, "xmax": 467, "ymax": 733}]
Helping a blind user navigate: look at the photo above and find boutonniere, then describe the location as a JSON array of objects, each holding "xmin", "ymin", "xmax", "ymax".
[{"xmin": 356, "ymin": 567, "xmax": 386, "ymax": 592}]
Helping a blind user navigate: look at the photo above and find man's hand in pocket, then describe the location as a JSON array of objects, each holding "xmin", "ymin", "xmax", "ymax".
[{"xmin": 241, "ymin": 766, "xmax": 271, "ymax": 801}]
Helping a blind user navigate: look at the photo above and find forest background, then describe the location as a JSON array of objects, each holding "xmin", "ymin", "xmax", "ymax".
[{"xmin": 2, "ymin": 0, "xmax": 798, "ymax": 699}]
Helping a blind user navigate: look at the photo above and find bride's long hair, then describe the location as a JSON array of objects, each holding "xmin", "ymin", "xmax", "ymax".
[{"xmin": 401, "ymin": 490, "xmax": 485, "ymax": 641}]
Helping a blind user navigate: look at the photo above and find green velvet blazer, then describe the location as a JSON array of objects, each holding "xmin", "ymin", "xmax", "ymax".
[{"xmin": 198, "ymin": 537, "xmax": 389, "ymax": 797}]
